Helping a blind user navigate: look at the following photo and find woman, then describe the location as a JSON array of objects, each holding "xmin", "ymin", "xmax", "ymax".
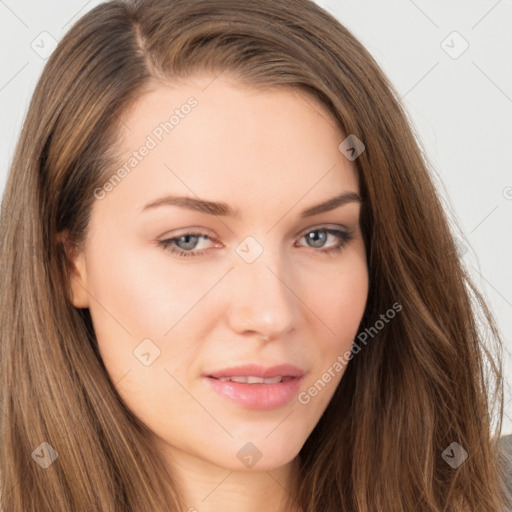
[{"xmin": 0, "ymin": 0, "xmax": 510, "ymax": 510}]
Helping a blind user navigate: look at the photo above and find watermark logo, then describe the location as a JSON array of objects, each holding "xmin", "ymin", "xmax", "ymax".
[
  {"xmin": 133, "ymin": 338, "xmax": 161, "ymax": 366},
  {"xmin": 31, "ymin": 31, "xmax": 58, "ymax": 59},
  {"xmin": 237, "ymin": 442, "xmax": 263, "ymax": 468},
  {"xmin": 235, "ymin": 236, "xmax": 264, "ymax": 264},
  {"xmin": 31, "ymin": 441, "xmax": 58, "ymax": 469},
  {"xmin": 339, "ymin": 134, "xmax": 365, "ymax": 161},
  {"xmin": 441, "ymin": 31, "xmax": 469, "ymax": 60},
  {"xmin": 442, "ymin": 442, "xmax": 468, "ymax": 468}
]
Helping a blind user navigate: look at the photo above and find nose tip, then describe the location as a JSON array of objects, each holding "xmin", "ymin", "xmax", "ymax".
[{"xmin": 226, "ymin": 254, "xmax": 299, "ymax": 340}]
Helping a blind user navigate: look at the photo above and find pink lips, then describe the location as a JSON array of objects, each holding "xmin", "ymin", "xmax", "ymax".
[{"xmin": 204, "ymin": 364, "xmax": 305, "ymax": 410}]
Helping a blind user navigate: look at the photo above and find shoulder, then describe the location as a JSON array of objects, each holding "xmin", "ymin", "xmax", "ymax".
[
  {"xmin": 498, "ymin": 434, "xmax": 512, "ymax": 510},
  {"xmin": 499, "ymin": 434, "xmax": 512, "ymax": 473}
]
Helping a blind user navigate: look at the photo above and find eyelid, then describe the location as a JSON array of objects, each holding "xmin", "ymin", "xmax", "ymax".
[
  {"xmin": 294, "ymin": 222, "xmax": 350, "ymax": 238},
  {"xmin": 160, "ymin": 226, "xmax": 215, "ymax": 237}
]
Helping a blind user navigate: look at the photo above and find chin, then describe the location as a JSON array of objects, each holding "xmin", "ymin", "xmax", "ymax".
[{"xmin": 217, "ymin": 440, "xmax": 302, "ymax": 473}]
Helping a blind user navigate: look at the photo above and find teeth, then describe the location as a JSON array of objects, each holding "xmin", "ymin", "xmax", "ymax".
[{"xmin": 216, "ymin": 375, "xmax": 283, "ymax": 384}]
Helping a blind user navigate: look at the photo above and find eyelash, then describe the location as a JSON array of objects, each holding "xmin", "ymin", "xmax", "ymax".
[{"xmin": 157, "ymin": 227, "xmax": 354, "ymax": 258}]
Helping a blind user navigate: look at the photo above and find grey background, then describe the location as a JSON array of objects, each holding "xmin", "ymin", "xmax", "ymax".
[{"xmin": 1, "ymin": 0, "xmax": 511, "ymax": 435}]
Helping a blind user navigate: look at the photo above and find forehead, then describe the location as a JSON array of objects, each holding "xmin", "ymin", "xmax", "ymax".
[{"xmin": 98, "ymin": 74, "xmax": 359, "ymax": 220}]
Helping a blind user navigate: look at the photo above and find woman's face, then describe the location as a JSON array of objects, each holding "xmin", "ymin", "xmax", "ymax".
[{"xmin": 67, "ymin": 74, "xmax": 369, "ymax": 473}]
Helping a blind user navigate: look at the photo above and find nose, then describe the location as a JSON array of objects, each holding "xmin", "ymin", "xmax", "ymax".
[{"xmin": 225, "ymin": 245, "xmax": 300, "ymax": 341}]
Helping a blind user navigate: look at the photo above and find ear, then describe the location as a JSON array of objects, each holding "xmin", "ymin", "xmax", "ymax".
[{"xmin": 56, "ymin": 231, "xmax": 90, "ymax": 309}]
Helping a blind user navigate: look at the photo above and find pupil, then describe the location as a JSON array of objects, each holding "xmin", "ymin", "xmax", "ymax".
[
  {"xmin": 177, "ymin": 235, "xmax": 199, "ymax": 250},
  {"xmin": 307, "ymin": 230, "xmax": 326, "ymax": 248}
]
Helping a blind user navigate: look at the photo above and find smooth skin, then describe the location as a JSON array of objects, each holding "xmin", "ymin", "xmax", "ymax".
[{"xmin": 64, "ymin": 73, "xmax": 369, "ymax": 512}]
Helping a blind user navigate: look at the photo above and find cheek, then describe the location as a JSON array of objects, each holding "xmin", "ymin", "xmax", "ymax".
[
  {"xmin": 83, "ymin": 246, "xmax": 199, "ymax": 427},
  {"xmin": 85, "ymin": 241, "xmax": 213, "ymax": 340},
  {"xmin": 308, "ymin": 252, "xmax": 369, "ymax": 341},
  {"xmin": 83, "ymin": 242, "xmax": 216, "ymax": 399},
  {"xmin": 300, "ymin": 252, "xmax": 368, "ymax": 389}
]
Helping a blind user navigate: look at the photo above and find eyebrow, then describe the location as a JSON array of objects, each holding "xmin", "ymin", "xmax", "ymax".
[{"xmin": 142, "ymin": 191, "xmax": 362, "ymax": 218}]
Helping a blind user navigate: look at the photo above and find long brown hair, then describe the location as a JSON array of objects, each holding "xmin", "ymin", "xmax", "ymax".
[{"xmin": 0, "ymin": 0, "xmax": 509, "ymax": 510}]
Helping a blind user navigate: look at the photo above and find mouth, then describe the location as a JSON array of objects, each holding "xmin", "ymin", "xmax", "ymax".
[
  {"xmin": 204, "ymin": 364, "xmax": 305, "ymax": 410},
  {"xmin": 210, "ymin": 375, "xmax": 295, "ymax": 384}
]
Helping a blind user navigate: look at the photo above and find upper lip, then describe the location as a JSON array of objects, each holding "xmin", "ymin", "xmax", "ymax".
[{"xmin": 206, "ymin": 364, "xmax": 305, "ymax": 379}]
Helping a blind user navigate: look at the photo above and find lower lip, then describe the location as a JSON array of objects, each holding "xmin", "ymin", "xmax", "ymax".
[{"xmin": 205, "ymin": 376, "xmax": 303, "ymax": 410}]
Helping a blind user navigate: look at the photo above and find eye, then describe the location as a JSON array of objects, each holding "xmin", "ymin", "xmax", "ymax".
[
  {"xmin": 158, "ymin": 232, "xmax": 216, "ymax": 258},
  {"xmin": 158, "ymin": 226, "xmax": 354, "ymax": 258},
  {"xmin": 295, "ymin": 227, "xmax": 354, "ymax": 255}
]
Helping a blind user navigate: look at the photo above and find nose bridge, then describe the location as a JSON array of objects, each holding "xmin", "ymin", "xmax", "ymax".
[{"xmin": 227, "ymin": 235, "xmax": 298, "ymax": 337}]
